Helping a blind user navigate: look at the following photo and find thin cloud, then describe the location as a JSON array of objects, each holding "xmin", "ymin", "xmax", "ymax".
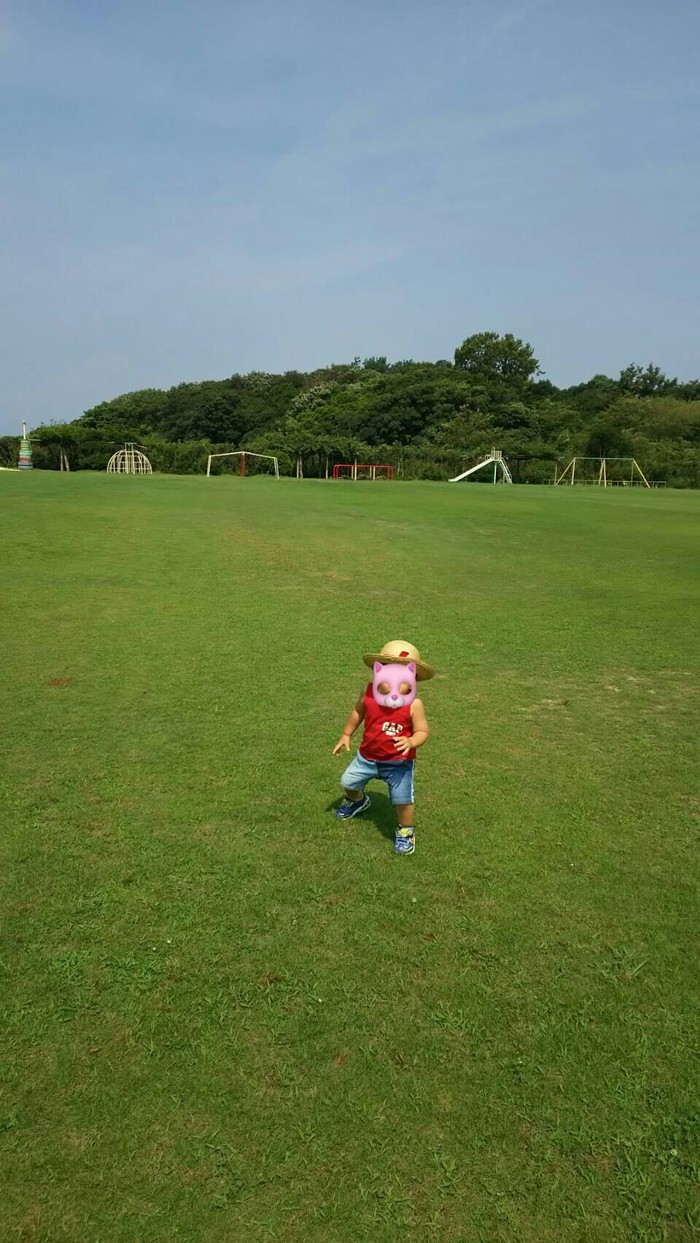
[{"xmin": 470, "ymin": 0, "xmax": 554, "ymax": 56}]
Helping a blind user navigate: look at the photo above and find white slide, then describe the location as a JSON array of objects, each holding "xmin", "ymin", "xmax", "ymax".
[{"xmin": 449, "ymin": 452, "xmax": 513, "ymax": 484}]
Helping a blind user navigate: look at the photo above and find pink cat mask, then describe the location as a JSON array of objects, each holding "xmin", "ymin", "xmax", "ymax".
[{"xmin": 372, "ymin": 661, "xmax": 417, "ymax": 709}]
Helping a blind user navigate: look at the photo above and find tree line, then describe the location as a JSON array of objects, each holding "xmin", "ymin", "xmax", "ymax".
[{"xmin": 6, "ymin": 332, "xmax": 698, "ymax": 486}]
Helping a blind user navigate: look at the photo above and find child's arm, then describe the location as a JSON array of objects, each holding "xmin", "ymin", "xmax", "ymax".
[
  {"xmin": 332, "ymin": 690, "xmax": 367, "ymax": 755},
  {"xmin": 394, "ymin": 697, "xmax": 429, "ymax": 756}
]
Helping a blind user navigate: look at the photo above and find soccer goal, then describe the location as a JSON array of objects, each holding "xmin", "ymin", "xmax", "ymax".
[
  {"xmin": 554, "ymin": 457, "xmax": 650, "ymax": 488},
  {"xmin": 206, "ymin": 451, "xmax": 279, "ymax": 478},
  {"xmin": 332, "ymin": 463, "xmax": 394, "ymax": 481}
]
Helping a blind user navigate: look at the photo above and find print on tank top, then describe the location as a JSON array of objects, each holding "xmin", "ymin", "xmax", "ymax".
[{"xmin": 359, "ymin": 683, "xmax": 416, "ymax": 762}]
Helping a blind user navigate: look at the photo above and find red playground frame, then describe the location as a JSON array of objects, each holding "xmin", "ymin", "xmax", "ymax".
[{"xmin": 332, "ymin": 463, "xmax": 394, "ymax": 481}]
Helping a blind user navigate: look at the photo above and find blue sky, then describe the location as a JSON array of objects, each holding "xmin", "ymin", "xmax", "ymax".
[{"xmin": 1, "ymin": 0, "xmax": 698, "ymax": 432}]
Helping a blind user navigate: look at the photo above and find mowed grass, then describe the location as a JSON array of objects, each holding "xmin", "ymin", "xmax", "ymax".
[{"xmin": 1, "ymin": 473, "xmax": 698, "ymax": 1243}]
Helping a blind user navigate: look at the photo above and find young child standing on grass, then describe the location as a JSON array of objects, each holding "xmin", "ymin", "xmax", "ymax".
[{"xmin": 332, "ymin": 640, "xmax": 434, "ymax": 855}]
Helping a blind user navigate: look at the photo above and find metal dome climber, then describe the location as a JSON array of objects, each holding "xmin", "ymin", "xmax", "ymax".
[{"xmin": 107, "ymin": 443, "xmax": 153, "ymax": 475}]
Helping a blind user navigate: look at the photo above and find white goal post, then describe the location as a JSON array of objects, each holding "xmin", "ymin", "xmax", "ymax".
[{"xmin": 206, "ymin": 450, "xmax": 279, "ymax": 478}]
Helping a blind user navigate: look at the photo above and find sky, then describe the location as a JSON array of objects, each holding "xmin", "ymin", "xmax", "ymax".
[{"xmin": 1, "ymin": 0, "xmax": 698, "ymax": 432}]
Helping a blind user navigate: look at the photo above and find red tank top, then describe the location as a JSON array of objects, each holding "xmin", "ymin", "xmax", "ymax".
[{"xmin": 359, "ymin": 683, "xmax": 416, "ymax": 762}]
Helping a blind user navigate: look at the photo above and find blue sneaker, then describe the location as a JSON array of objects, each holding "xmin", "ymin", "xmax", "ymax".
[
  {"xmin": 394, "ymin": 827, "xmax": 415, "ymax": 855},
  {"xmin": 334, "ymin": 794, "xmax": 371, "ymax": 820}
]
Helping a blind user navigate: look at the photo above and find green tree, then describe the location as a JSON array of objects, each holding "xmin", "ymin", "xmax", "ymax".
[
  {"xmin": 563, "ymin": 374, "xmax": 619, "ymax": 420},
  {"xmin": 606, "ymin": 396, "xmax": 700, "ymax": 444},
  {"xmin": 584, "ymin": 413, "xmax": 634, "ymax": 458},
  {"xmin": 80, "ymin": 388, "xmax": 169, "ymax": 432},
  {"xmin": 427, "ymin": 407, "xmax": 495, "ymax": 452},
  {"xmin": 454, "ymin": 332, "xmax": 541, "ymax": 386},
  {"xmin": 619, "ymin": 363, "xmax": 677, "ymax": 397}
]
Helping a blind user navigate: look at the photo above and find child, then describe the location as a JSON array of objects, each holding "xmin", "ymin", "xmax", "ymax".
[{"xmin": 332, "ymin": 640, "xmax": 434, "ymax": 855}]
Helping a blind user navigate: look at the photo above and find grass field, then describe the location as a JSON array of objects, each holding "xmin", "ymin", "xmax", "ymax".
[{"xmin": 1, "ymin": 473, "xmax": 698, "ymax": 1242}]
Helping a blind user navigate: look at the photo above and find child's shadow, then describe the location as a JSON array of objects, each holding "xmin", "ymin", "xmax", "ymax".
[{"xmin": 326, "ymin": 790, "xmax": 396, "ymax": 842}]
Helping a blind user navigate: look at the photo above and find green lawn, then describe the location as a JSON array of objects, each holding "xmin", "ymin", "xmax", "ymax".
[{"xmin": 1, "ymin": 473, "xmax": 698, "ymax": 1242}]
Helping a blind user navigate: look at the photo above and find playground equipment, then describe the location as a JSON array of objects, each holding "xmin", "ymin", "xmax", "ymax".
[
  {"xmin": 206, "ymin": 450, "xmax": 279, "ymax": 478},
  {"xmin": 17, "ymin": 422, "xmax": 33, "ymax": 470},
  {"xmin": 107, "ymin": 443, "xmax": 153, "ymax": 475},
  {"xmin": 449, "ymin": 448, "xmax": 513, "ymax": 484},
  {"xmin": 332, "ymin": 463, "xmax": 394, "ymax": 481},
  {"xmin": 554, "ymin": 457, "xmax": 650, "ymax": 488}
]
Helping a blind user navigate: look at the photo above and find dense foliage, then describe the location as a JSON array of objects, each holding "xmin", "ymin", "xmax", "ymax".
[{"xmin": 16, "ymin": 332, "xmax": 700, "ymax": 485}]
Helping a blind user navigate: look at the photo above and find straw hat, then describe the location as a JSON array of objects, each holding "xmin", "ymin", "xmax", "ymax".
[{"xmin": 362, "ymin": 639, "xmax": 435, "ymax": 682}]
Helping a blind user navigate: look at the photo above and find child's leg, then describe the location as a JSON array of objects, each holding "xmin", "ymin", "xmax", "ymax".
[
  {"xmin": 393, "ymin": 802, "xmax": 416, "ymax": 854},
  {"xmin": 340, "ymin": 753, "xmax": 375, "ymax": 798},
  {"xmin": 381, "ymin": 762, "xmax": 416, "ymax": 853},
  {"xmin": 335, "ymin": 754, "xmax": 376, "ymax": 819},
  {"xmin": 395, "ymin": 803, "xmax": 415, "ymax": 829}
]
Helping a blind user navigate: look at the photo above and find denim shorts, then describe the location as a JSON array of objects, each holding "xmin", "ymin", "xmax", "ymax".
[{"xmin": 341, "ymin": 751, "xmax": 415, "ymax": 805}]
